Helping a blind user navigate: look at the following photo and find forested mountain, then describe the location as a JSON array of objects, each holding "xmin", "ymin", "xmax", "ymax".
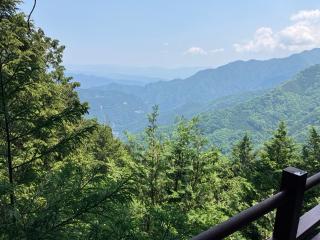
[
  {"xmin": 69, "ymin": 73, "xmax": 161, "ymax": 88},
  {"xmin": 136, "ymin": 48, "xmax": 320, "ymax": 108},
  {"xmin": 2, "ymin": 1, "xmax": 320, "ymax": 239},
  {"xmin": 199, "ymin": 64, "xmax": 320, "ymax": 150},
  {"xmin": 78, "ymin": 87, "xmax": 148, "ymax": 135},
  {"xmin": 67, "ymin": 65, "xmax": 203, "ymax": 82},
  {"xmin": 78, "ymin": 87, "xmax": 265, "ymax": 136},
  {"xmin": 78, "ymin": 48, "xmax": 320, "ymax": 134}
]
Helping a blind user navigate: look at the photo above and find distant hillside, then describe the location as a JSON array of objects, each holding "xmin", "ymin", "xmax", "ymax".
[
  {"xmin": 199, "ymin": 64, "xmax": 320, "ymax": 150},
  {"xmin": 69, "ymin": 73, "xmax": 165, "ymax": 88},
  {"xmin": 78, "ymin": 48, "xmax": 320, "ymax": 134},
  {"xmin": 134, "ymin": 48, "xmax": 320, "ymax": 110},
  {"xmin": 66, "ymin": 65, "xmax": 204, "ymax": 81}
]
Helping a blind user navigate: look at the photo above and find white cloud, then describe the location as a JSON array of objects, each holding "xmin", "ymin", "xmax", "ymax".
[
  {"xmin": 279, "ymin": 23, "xmax": 319, "ymax": 51},
  {"xmin": 290, "ymin": 9, "xmax": 320, "ymax": 22},
  {"xmin": 210, "ymin": 48, "xmax": 225, "ymax": 53},
  {"xmin": 184, "ymin": 47, "xmax": 207, "ymax": 55},
  {"xmin": 234, "ymin": 9, "xmax": 320, "ymax": 53},
  {"xmin": 184, "ymin": 47, "xmax": 224, "ymax": 56},
  {"xmin": 234, "ymin": 27, "xmax": 279, "ymax": 52}
]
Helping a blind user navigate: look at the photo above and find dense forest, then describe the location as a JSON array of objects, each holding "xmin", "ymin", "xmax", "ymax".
[
  {"xmin": 199, "ymin": 64, "xmax": 320, "ymax": 150},
  {"xmin": 1, "ymin": 1, "xmax": 320, "ymax": 239},
  {"xmin": 78, "ymin": 48, "xmax": 320, "ymax": 135}
]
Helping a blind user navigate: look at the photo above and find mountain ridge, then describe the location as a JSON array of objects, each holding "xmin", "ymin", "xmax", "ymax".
[
  {"xmin": 77, "ymin": 48, "xmax": 320, "ymax": 135},
  {"xmin": 198, "ymin": 64, "xmax": 320, "ymax": 150}
]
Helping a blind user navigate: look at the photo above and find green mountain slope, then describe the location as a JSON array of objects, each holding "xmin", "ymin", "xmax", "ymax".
[
  {"xmin": 70, "ymin": 73, "xmax": 155, "ymax": 88},
  {"xmin": 199, "ymin": 64, "xmax": 320, "ymax": 150},
  {"xmin": 78, "ymin": 88, "xmax": 148, "ymax": 136},
  {"xmin": 78, "ymin": 48, "xmax": 320, "ymax": 134},
  {"xmin": 139, "ymin": 48, "xmax": 320, "ymax": 110}
]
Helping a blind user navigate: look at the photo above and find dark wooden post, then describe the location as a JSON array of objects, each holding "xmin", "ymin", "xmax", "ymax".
[{"xmin": 272, "ymin": 167, "xmax": 307, "ymax": 240}]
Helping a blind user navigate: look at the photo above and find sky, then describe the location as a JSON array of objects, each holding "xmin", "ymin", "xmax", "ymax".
[{"xmin": 21, "ymin": 0, "xmax": 320, "ymax": 68}]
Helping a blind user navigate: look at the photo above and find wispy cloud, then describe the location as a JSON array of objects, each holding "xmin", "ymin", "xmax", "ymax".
[
  {"xmin": 185, "ymin": 47, "xmax": 207, "ymax": 55},
  {"xmin": 234, "ymin": 9, "xmax": 320, "ymax": 53},
  {"xmin": 210, "ymin": 48, "xmax": 225, "ymax": 53},
  {"xmin": 184, "ymin": 47, "xmax": 224, "ymax": 56},
  {"xmin": 290, "ymin": 9, "xmax": 320, "ymax": 21}
]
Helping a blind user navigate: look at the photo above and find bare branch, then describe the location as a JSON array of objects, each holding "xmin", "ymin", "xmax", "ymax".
[{"xmin": 27, "ymin": 0, "xmax": 37, "ymax": 32}]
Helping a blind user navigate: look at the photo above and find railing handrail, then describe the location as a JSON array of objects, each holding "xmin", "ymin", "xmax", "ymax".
[
  {"xmin": 192, "ymin": 191, "xmax": 287, "ymax": 240},
  {"xmin": 306, "ymin": 172, "xmax": 320, "ymax": 191},
  {"xmin": 192, "ymin": 167, "xmax": 320, "ymax": 240}
]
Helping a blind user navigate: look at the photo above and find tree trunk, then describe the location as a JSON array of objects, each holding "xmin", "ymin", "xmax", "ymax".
[{"xmin": 0, "ymin": 63, "xmax": 14, "ymax": 206}]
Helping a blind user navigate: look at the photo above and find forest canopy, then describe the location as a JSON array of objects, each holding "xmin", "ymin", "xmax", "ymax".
[{"xmin": 0, "ymin": 1, "xmax": 319, "ymax": 239}]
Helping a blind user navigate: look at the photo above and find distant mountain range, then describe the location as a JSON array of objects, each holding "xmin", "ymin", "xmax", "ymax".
[
  {"xmin": 199, "ymin": 64, "xmax": 320, "ymax": 150},
  {"xmin": 66, "ymin": 65, "xmax": 205, "ymax": 81},
  {"xmin": 76, "ymin": 48, "xmax": 320, "ymax": 137},
  {"xmin": 69, "ymin": 73, "xmax": 163, "ymax": 88}
]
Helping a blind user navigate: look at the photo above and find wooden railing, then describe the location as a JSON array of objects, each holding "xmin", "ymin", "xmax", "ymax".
[{"xmin": 192, "ymin": 167, "xmax": 320, "ymax": 240}]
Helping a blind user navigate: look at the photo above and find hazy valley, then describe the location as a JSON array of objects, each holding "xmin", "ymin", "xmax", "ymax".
[{"xmin": 76, "ymin": 48, "xmax": 320, "ymax": 147}]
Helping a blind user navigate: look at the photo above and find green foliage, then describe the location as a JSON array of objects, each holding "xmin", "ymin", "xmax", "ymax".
[
  {"xmin": 1, "ymin": 2, "xmax": 320, "ymax": 240},
  {"xmin": 126, "ymin": 109, "xmax": 253, "ymax": 239},
  {"xmin": 0, "ymin": 3, "xmax": 135, "ymax": 239},
  {"xmin": 302, "ymin": 127, "xmax": 320, "ymax": 174},
  {"xmin": 77, "ymin": 49, "xmax": 320, "ymax": 136},
  {"xmin": 252, "ymin": 122, "xmax": 298, "ymax": 200},
  {"xmin": 231, "ymin": 133, "xmax": 256, "ymax": 178},
  {"xmin": 199, "ymin": 64, "xmax": 320, "ymax": 151},
  {"xmin": 0, "ymin": 0, "xmax": 20, "ymax": 18},
  {"xmin": 301, "ymin": 127, "xmax": 320, "ymax": 211}
]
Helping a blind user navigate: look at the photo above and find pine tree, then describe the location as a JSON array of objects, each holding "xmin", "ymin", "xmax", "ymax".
[
  {"xmin": 163, "ymin": 118, "xmax": 250, "ymax": 239},
  {"xmin": 127, "ymin": 105, "xmax": 167, "ymax": 237},
  {"xmin": 145, "ymin": 105, "xmax": 164, "ymax": 206},
  {"xmin": 260, "ymin": 121, "xmax": 297, "ymax": 174},
  {"xmin": 255, "ymin": 121, "xmax": 298, "ymax": 197},
  {"xmin": 72, "ymin": 125, "xmax": 135, "ymax": 240},
  {"xmin": 0, "ymin": 2, "xmax": 134, "ymax": 238},
  {"xmin": 301, "ymin": 127, "xmax": 320, "ymax": 211},
  {"xmin": 0, "ymin": 1, "xmax": 94, "ymax": 236},
  {"xmin": 302, "ymin": 127, "xmax": 320, "ymax": 174},
  {"xmin": 167, "ymin": 118, "xmax": 205, "ymax": 201},
  {"xmin": 231, "ymin": 133, "xmax": 255, "ymax": 177},
  {"xmin": 0, "ymin": 0, "xmax": 20, "ymax": 19}
]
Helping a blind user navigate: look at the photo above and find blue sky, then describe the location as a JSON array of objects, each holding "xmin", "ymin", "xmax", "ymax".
[{"xmin": 22, "ymin": 0, "xmax": 320, "ymax": 68}]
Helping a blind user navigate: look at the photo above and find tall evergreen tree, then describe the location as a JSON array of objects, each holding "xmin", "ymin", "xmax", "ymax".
[
  {"xmin": 0, "ymin": 1, "xmax": 93, "ymax": 237},
  {"xmin": 301, "ymin": 127, "xmax": 320, "ymax": 211},
  {"xmin": 127, "ymin": 105, "xmax": 168, "ymax": 238},
  {"xmin": 166, "ymin": 117, "xmax": 207, "ymax": 203},
  {"xmin": 231, "ymin": 133, "xmax": 255, "ymax": 177},
  {"xmin": 263, "ymin": 122, "xmax": 296, "ymax": 167},
  {"xmin": 128, "ymin": 115, "xmax": 252, "ymax": 239},
  {"xmin": 254, "ymin": 122, "xmax": 294, "ymax": 194},
  {"xmin": 0, "ymin": 2, "xmax": 134, "ymax": 239},
  {"xmin": 302, "ymin": 127, "xmax": 320, "ymax": 174},
  {"xmin": 258, "ymin": 121, "xmax": 298, "ymax": 191}
]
